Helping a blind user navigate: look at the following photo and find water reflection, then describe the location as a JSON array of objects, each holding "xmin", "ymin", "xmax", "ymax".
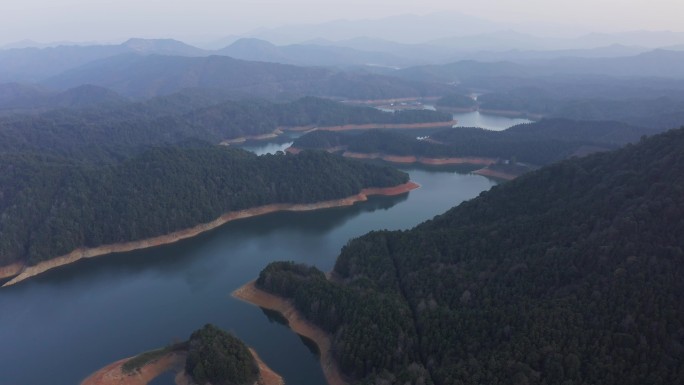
[
  {"xmin": 452, "ymin": 110, "xmax": 532, "ymax": 131},
  {"xmin": 261, "ymin": 308, "xmax": 289, "ymax": 326},
  {"xmin": 299, "ymin": 335, "xmax": 321, "ymax": 356},
  {"xmin": 0, "ymin": 168, "xmax": 495, "ymax": 385}
]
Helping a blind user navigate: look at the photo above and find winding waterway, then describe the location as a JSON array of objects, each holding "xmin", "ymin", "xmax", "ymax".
[{"xmin": 0, "ymin": 115, "xmax": 526, "ymax": 384}]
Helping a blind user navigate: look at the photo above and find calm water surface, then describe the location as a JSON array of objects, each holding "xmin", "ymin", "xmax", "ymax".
[
  {"xmin": 0, "ymin": 162, "xmax": 498, "ymax": 385},
  {"xmin": 451, "ymin": 110, "xmax": 532, "ymax": 131}
]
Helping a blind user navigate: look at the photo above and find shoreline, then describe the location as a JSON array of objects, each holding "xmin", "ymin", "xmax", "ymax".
[
  {"xmin": 343, "ymin": 151, "xmax": 497, "ymax": 166},
  {"xmin": 233, "ymin": 281, "xmax": 349, "ymax": 385},
  {"xmin": 279, "ymin": 120, "xmax": 457, "ymax": 132},
  {"xmin": 220, "ymin": 129, "xmax": 284, "ymax": 145},
  {"xmin": 2, "ymin": 181, "xmax": 419, "ymax": 287},
  {"xmin": 250, "ymin": 348, "xmax": 286, "ymax": 385},
  {"xmin": 472, "ymin": 167, "xmax": 519, "ymax": 181},
  {"xmin": 80, "ymin": 351, "xmax": 186, "ymax": 385},
  {"xmin": 80, "ymin": 348, "xmax": 283, "ymax": 385},
  {"xmin": 0, "ymin": 262, "xmax": 23, "ymax": 280},
  {"xmin": 288, "ymin": 147, "xmax": 497, "ymax": 167}
]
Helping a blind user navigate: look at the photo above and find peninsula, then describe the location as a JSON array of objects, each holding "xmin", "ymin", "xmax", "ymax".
[
  {"xmin": 233, "ymin": 281, "xmax": 348, "ymax": 385},
  {"xmin": 0, "ymin": 146, "xmax": 416, "ymax": 286},
  {"xmin": 81, "ymin": 325, "xmax": 283, "ymax": 385}
]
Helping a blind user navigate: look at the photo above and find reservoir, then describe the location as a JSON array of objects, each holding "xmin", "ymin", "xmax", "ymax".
[
  {"xmin": 451, "ymin": 110, "xmax": 532, "ymax": 131},
  {"xmin": 0, "ymin": 112, "xmax": 533, "ymax": 385}
]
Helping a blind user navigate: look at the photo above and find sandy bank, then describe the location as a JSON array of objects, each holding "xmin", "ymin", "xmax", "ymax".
[
  {"xmin": 0, "ymin": 262, "xmax": 23, "ymax": 280},
  {"xmin": 233, "ymin": 281, "xmax": 349, "ymax": 385},
  {"xmin": 343, "ymin": 151, "xmax": 497, "ymax": 166},
  {"xmin": 80, "ymin": 351, "xmax": 186, "ymax": 385},
  {"xmin": 473, "ymin": 167, "xmax": 519, "ymax": 181},
  {"xmin": 280, "ymin": 120, "xmax": 457, "ymax": 133},
  {"xmin": 250, "ymin": 348, "xmax": 286, "ymax": 385},
  {"xmin": 3, "ymin": 182, "xmax": 418, "ymax": 287},
  {"xmin": 81, "ymin": 348, "xmax": 283, "ymax": 385}
]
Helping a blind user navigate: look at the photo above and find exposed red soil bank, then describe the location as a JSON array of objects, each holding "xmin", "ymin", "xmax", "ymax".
[
  {"xmin": 80, "ymin": 348, "xmax": 283, "ymax": 385},
  {"xmin": 279, "ymin": 120, "xmax": 457, "ymax": 132},
  {"xmin": 2, "ymin": 182, "xmax": 419, "ymax": 287},
  {"xmin": 233, "ymin": 281, "xmax": 349, "ymax": 385},
  {"xmin": 472, "ymin": 167, "xmax": 519, "ymax": 181},
  {"xmin": 342, "ymin": 151, "xmax": 497, "ymax": 166},
  {"xmin": 80, "ymin": 352, "xmax": 186, "ymax": 385}
]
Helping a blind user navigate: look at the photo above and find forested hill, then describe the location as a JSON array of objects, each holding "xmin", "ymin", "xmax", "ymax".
[
  {"xmin": 293, "ymin": 119, "xmax": 649, "ymax": 165},
  {"xmin": 0, "ymin": 95, "xmax": 451, "ymax": 162},
  {"xmin": 42, "ymin": 53, "xmax": 452, "ymax": 99},
  {"xmin": 256, "ymin": 127, "xmax": 684, "ymax": 385},
  {"xmin": 186, "ymin": 324, "xmax": 259, "ymax": 385},
  {"xmin": 0, "ymin": 146, "xmax": 408, "ymax": 266}
]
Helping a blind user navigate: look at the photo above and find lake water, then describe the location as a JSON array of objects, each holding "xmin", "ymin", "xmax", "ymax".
[
  {"xmin": 0, "ymin": 165, "xmax": 497, "ymax": 385},
  {"xmin": 378, "ymin": 105, "xmax": 532, "ymax": 132},
  {"xmin": 451, "ymin": 110, "xmax": 532, "ymax": 131}
]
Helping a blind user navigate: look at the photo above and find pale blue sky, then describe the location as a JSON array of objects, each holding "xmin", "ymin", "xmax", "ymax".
[{"xmin": 1, "ymin": 0, "xmax": 682, "ymax": 44}]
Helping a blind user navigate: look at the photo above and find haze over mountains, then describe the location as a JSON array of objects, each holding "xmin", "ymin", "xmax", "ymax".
[{"xmin": 2, "ymin": 11, "xmax": 684, "ymax": 81}]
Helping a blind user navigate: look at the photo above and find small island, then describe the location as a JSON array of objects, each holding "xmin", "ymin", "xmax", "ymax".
[{"xmin": 81, "ymin": 324, "xmax": 283, "ymax": 385}]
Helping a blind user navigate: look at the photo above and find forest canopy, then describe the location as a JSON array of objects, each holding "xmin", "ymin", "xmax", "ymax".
[
  {"xmin": 258, "ymin": 127, "xmax": 684, "ymax": 385},
  {"xmin": 0, "ymin": 146, "xmax": 408, "ymax": 266}
]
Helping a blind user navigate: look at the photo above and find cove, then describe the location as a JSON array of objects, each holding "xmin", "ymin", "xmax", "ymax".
[{"xmin": 0, "ymin": 167, "xmax": 496, "ymax": 385}]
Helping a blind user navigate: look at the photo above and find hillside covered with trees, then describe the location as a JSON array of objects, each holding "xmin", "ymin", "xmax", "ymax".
[
  {"xmin": 257, "ymin": 127, "xmax": 684, "ymax": 385},
  {"xmin": 293, "ymin": 119, "xmax": 650, "ymax": 165},
  {"xmin": 0, "ymin": 94, "xmax": 451, "ymax": 162},
  {"xmin": 0, "ymin": 145, "xmax": 408, "ymax": 266},
  {"xmin": 186, "ymin": 324, "xmax": 259, "ymax": 385}
]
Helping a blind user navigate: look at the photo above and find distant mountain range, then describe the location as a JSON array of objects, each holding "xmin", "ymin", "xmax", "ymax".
[
  {"xmin": 2, "ymin": 25, "xmax": 683, "ymax": 84},
  {"xmin": 2, "ymin": 33, "xmax": 684, "ymax": 103},
  {"xmin": 0, "ymin": 38, "xmax": 207, "ymax": 83},
  {"xmin": 41, "ymin": 54, "xmax": 452, "ymax": 99},
  {"xmin": 390, "ymin": 49, "xmax": 684, "ymax": 83}
]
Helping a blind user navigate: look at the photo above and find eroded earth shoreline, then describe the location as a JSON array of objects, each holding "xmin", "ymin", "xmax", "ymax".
[
  {"xmin": 1, "ymin": 182, "xmax": 419, "ymax": 287},
  {"xmin": 233, "ymin": 281, "xmax": 349, "ymax": 385},
  {"xmin": 80, "ymin": 348, "xmax": 284, "ymax": 385}
]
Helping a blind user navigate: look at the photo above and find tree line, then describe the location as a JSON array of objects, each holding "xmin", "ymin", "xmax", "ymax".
[
  {"xmin": 0, "ymin": 146, "xmax": 408, "ymax": 266},
  {"xmin": 257, "ymin": 127, "xmax": 684, "ymax": 385}
]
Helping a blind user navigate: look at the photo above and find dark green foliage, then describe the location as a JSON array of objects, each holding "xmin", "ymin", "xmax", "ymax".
[
  {"xmin": 257, "ymin": 259, "xmax": 430, "ymax": 384},
  {"xmin": 293, "ymin": 119, "xmax": 650, "ymax": 166},
  {"xmin": 0, "ymin": 95, "xmax": 450, "ymax": 162},
  {"xmin": 478, "ymin": 89, "xmax": 684, "ymax": 131},
  {"xmin": 186, "ymin": 324, "xmax": 259, "ymax": 385},
  {"xmin": 0, "ymin": 146, "xmax": 408, "ymax": 265},
  {"xmin": 436, "ymin": 94, "xmax": 477, "ymax": 109},
  {"xmin": 275, "ymin": 97, "xmax": 452, "ymax": 127},
  {"xmin": 258, "ymin": 127, "xmax": 684, "ymax": 385}
]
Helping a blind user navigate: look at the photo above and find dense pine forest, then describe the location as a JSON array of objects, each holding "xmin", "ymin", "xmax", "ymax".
[
  {"xmin": 293, "ymin": 118, "xmax": 651, "ymax": 165},
  {"xmin": 257, "ymin": 127, "xmax": 684, "ymax": 385},
  {"xmin": 0, "ymin": 145, "xmax": 408, "ymax": 266},
  {"xmin": 186, "ymin": 324, "xmax": 259, "ymax": 385}
]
